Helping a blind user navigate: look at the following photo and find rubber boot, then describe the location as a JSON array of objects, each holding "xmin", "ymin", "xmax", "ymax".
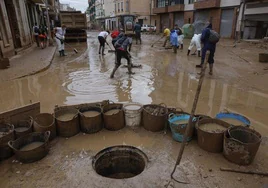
[
  {"xmin": 127, "ymin": 63, "xmax": 135, "ymax": 75},
  {"xmin": 181, "ymin": 44, "xmax": 183, "ymax": 50},
  {"xmin": 198, "ymin": 51, "xmax": 201, "ymax": 57},
  {"xmin": 196, "ymin": 60, "xmax": 204, "ymax": 68},
  {"xmin": 110, "ymin": 66, "xmax": 119, "ymax": 78},
  {"xmin": 59, "ymin": 51, "xmax": 62, "ymax": 57},
  {"xmin": 209, "ymin": 64, "xmax": 213, "ymax": 75},
  {"xmin": 102, "ymin": 48, "xmax": 105, "ymax": 55},
  {"xmin": 99, "ymin": 46, "xmax": 101, "ymax": 55},
  {"xmin": 62, "ymin": 50, "xmax": 67, "ymax": 56},
  {"xmin": 187, "ymin": 50, "xmax": 190, "ymax": 56}
]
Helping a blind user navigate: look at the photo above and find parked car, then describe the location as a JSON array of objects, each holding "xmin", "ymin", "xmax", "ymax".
[{"xmin": 141, "ymin": 24, "xmax": 156, "ymax": 32}]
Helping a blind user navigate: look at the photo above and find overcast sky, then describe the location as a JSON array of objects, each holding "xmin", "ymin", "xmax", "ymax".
[{"xmin": 60, "ymin": 0, "xmax": 88, "ymax": 12}]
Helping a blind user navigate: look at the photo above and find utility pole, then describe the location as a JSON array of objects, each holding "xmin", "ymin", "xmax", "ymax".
[{"xmin": 43, "ymin": 0, "xmax": 53, "ymax": 46}]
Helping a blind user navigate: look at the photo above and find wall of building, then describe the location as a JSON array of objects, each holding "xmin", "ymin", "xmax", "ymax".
[{"xmin": 0, "ymin": 0, "xmax": 15, "ymax": 58}]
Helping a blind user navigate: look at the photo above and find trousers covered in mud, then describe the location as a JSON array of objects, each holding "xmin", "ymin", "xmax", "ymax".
[
  {"xmin": 56, "ymin": 38, "xmax": 65, "ymax": 51},
  {"xmin": 116, "ymin": 49, "xmax": 131, "ymax": 66}
]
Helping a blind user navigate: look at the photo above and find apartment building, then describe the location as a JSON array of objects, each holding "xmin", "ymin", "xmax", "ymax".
[
  {"xmin": 153, "ymin": 0, "xmax": 241, "ymax": 38},
  {"xmin": 242, "ymin": 0, "xmax": 268, "ymax": 39}
]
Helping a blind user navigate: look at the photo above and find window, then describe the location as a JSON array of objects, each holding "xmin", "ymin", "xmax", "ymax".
[
  {"xmin": 115, "ymin": 3, "xmax": 116, "ymax": 12},
  {"xmin": 118, "ymin": 3, "xmax": 120, "ymax": 12},
  {"xmin": 121, "ymin": 2, "xmax": 123, "ymax": 12},
  {"xmin": 126, "ymin": 0, "xmax": 129, "ymax": 12},
  {"xmin": 189, "ymin": 0, "xmax": 195, "ymax": 4},
  {"xmin": 169, "ymin": 0, "xmax": 184, "ymax": 6},
  {"xmin": 157, "ymin": 0, "xmax": 167, "ymax": 8}
]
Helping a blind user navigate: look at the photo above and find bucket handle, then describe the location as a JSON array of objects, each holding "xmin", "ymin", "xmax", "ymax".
[
  {"xmin": 8, "ymin": 141, "xmax": 17, "ymax": 151},
  {"xmin": 169, "ymin": 113, "xmax": 175, "ymax": 119},
  {"xmin": 44, "ymin": 131, "xmax": 51, "ymax": 141},
  {"xmin": 220, "ymin": 109, "xmax": 231, "ymax": 114}
]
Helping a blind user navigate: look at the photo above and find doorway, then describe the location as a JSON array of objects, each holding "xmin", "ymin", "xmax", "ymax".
[{"xmin": 4, "ymin": 0, "xmax": 21, "ymax": 49}]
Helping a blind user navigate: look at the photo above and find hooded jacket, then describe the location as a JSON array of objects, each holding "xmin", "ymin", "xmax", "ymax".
[{"xmin": 201, "ymin": 24, "xmax": 216, "ymax": 51}]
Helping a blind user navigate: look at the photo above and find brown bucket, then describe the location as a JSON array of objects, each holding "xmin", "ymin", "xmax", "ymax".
[
  {"xmin": 33, "ymin": 113, "xmax": 56, "ymax": 140},
  {"xmin": 142, "ymin": 104, "xmax": 168, "ymax": 132},
  {"xmin": 14, "ymin": 118, "xmax": 33, "ymax": 139},
  {"xmin": 79, "ymin": 106, "xmax": 103, "ymax": 134},
  {"xmin": 0, "ymin": 123, "xmax": 15, "ymax": 160},
  {"xmin": 196, "ymin": 118, "xmax": 230, "ymax": 153},
  {"xmin": 103, "ymin": 104, "xmax": 125, "ymax": 131},
  {"xmin": 223, "ymin": 126, "xmax": 262, "ymax": 165},
  {"xmin": 8, "ymin": 131, "xmax": 50, "ymax": 163},
  {"xmin": 54, "ymin": 108, "xmax": 80, "ymax": 137}
]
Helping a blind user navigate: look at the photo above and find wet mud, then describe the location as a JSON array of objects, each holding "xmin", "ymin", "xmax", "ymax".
[{"xmin": 0, "ymin": 32, "xmax": 268, "ymax": 187}]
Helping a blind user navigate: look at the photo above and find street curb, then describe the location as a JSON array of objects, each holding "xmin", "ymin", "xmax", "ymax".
[{"xmin": 16, "ymin": 46, "xmax": 57, "ymax": 79}]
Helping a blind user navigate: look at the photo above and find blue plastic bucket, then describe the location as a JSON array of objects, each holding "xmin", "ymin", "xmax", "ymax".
[
  {"xmin": 168, "ymin": 114, "xmax": 194, "ymax": 142},
  {"xmin": 216, "ymin": 112, "xmax": 250, "ymax": 126}
]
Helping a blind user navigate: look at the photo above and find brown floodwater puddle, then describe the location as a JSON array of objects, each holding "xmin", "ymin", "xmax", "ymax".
[{"xmin": 0, "ymin": 34, "xmax": 267, "ymax": 136}]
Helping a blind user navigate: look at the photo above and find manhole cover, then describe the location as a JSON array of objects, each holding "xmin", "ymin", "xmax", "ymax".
[{"xmin": 92, "ymin": 145, "xmax": 148, "ymax": 179}]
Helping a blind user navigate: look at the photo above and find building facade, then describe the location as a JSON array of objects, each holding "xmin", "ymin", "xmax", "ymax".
[
  {"xmin": 0, "ymin": 0, "xmax": 59, "ymax": 62},
  {"xmin": 153, "ymin": 0, "xmax": 268, "ymax": 39}
]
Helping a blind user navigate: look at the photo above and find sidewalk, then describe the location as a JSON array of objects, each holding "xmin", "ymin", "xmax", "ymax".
[{"xmin": 0, "ymin": 45, "xmax": 56, "ymax": 81}]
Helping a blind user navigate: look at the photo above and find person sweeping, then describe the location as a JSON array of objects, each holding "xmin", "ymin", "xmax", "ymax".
[
  {"xmin": 162, "ymin": 26, "xmax": 171, "ymax": 47},
  {"xmin": 98, "ymin": 30, "xmax": 110, "ymax": 55},
  {"xmin": 55, "ymin": 25, "xmax": 67, "ymax": 57},
  {"xmin": 110, "ymin": 34, "xmax": 134, "ymax": 78}
]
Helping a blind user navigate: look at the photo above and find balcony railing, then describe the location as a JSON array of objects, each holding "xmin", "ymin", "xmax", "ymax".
[{"xmin": 194, "ymin": 0, "xmax": 221, "ymax": 9}]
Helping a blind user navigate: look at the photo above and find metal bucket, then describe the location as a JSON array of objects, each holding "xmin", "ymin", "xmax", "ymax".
[
  {"xmin": 168, "ymin": 113, "xmax": 193, "ymax": 142},
  {"xmin": 0, "ymin": 123, "xmax": 15, "ymax": 161},
  {"xmin": 79, "ymin": 106, "xmax": 103, "ymax": 134},
  {"xmin": 196, "ymin": 118, "xmax": 230, "ymax": 153},
  {"xmin": 14, "ymin": 118, "xmax": 33, "ymax": 139},
  {"xmin": 223, "ymin": 126, "xmax": 262, "ymax": 165},
  {"xmin": 103, "ymin": 104, "xmax": 125, "ymax": 131},
  {"xmin": 8, "ymin": 131, "xmax": 50, "ymax": 163},
  {"xmin": 142, "ymin": 104, "xmax": 168, "ymax": 132},
  {"xmin": 54, "ymin": 108, "xmax": 80, "ymax": 137},
  {"xmin": 33, "ymin": 113, "xmax": 56, "ymax": 140},
  {"xmin": 216, "ymin": 112, "xmax": 250, "ymax": 126},
  {"xmin": 123, "ymin": 103, "xmax": 143, "ymax": 127}
]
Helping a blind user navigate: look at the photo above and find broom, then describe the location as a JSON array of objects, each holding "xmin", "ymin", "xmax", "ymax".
[{"xmin": 55, "ymin": 36, "xmax": 78, "ymax": 54}]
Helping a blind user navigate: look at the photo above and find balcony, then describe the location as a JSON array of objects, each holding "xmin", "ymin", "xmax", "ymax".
[
  {"xmin": 153, "ymin": 6, "xmax": 168, "ymax": 14},
  {"xmin": 194, "ymin": 0, "xmax": 221, "ymax": 9},
  {"xmin": 168, "ymin": 4, "xmax": 184, "ymax": 12}
]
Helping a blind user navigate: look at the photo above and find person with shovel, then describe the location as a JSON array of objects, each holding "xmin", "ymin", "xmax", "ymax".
[
  {"xmin": 98, "ymin": 30, "xmax": 110, "ymax": 55},
  {"xmin": 110, "ymin": 34, "xmax": 134, "ymax": 78},
  {"xmin": 55, "ymin": 24, "xmax": 67, "ymax": 57},
  {"xmin": 134, "ymin": 22, "xmax": 142, "ymax": 44}
]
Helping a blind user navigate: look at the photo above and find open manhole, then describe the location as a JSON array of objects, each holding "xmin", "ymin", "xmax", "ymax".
[{"xmin": 92, "ymin": 145, "xmax": 148, "ymax": 179}]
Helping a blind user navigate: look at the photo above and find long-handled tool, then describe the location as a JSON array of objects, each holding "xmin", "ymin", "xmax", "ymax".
[
  {"xmin": 151, "ymin": 36, "xmax": 164, "ymax": 47},
  {"xmin": 168, "ymin": 52, "xmax": 210, "ymax": 185},
  {"xmin": 107, "ymin": 43, "xmax": 115, "ymax": 53},
  {"xmin": 55, "ymin": 36, "xmax": 78, "ymax": 54}
]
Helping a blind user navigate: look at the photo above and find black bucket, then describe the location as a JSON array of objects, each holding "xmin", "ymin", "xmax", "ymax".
[
  {"xmin": 223, "ymin": 126, "xmax": 262, "ymax": 165},
  {"xmin": 0, "ymin": 123, "xmax": 15, "ymax": 160}
]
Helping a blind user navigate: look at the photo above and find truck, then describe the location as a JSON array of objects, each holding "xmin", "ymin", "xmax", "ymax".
[
  {"xmin": 59, "ymin": 11, "xmax": 87, "ymax": 42},
  {"xmin": 118, "ymin": 15, "xmax": 136, "ymax": 37}
]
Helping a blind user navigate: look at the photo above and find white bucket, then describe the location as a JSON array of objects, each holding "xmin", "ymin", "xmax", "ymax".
[{"xmin": 123, "ymin": 103, "xmax": 143, "ymax": 127}]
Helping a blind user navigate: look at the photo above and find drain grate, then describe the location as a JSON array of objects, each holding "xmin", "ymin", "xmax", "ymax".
[{"xmin": 92, "ymin": 145, "xmax": 148, "ymax": 179}]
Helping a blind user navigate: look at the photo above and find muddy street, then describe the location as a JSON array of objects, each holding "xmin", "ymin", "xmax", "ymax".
[{"xmin": 0, "ymin": 32, "xmax": 268, "ymax": 187}]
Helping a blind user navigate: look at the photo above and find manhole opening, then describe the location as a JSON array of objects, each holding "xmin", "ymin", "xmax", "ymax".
[{"xmin": 92, "ymin": 145, "xmax": 148, "ymax": 179}]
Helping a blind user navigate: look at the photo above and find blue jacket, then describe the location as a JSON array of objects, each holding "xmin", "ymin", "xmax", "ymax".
[
  {"xmin": 170, "ymin": 30, "xmax": 178, "ymax": 47},
  {"xmin": 201, "ymin": 24, "xmax": 216, "ymax": 51}
]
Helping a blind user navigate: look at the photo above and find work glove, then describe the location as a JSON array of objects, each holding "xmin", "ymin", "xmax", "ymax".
[{"xmin": 60, "ymin": 39, "xmax": 64, "ymax": 44}]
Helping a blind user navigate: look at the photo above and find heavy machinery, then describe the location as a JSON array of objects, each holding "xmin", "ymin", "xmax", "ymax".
[
  {"xmin": 59, "ymin": 11, "xmax": 87, "ymax": 42},
  {"xmin": 118, "ymin": 14, "xmax": 136, "ymax": 37}
]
